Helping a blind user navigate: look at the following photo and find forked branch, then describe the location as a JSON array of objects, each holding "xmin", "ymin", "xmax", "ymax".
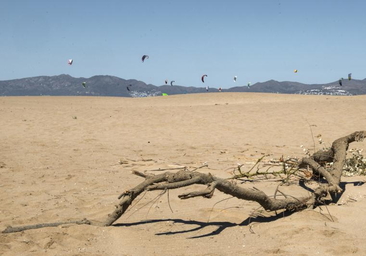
[{"xmin": 2, "ymin": 131, "xmax": 365, "ymax": 233}]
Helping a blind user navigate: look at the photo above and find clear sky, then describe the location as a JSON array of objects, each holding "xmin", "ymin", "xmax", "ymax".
[{"xmin": 1, "ymin": 0, "xmax": 365, "ymax": 88}]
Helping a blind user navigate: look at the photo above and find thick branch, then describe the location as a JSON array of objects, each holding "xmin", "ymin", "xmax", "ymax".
[
  {"xmin": 147, "ymin": 176, "xmax": 202, "ymax": 191},
  {"xmin": 102, "ymin": 172, "xmax": 169, "ymax": 226},
  {"xmin": 312, "ymin": 148, "xmax": 334, "ymax": 163},
  {"xmin": 300, "ymin": 158, "xmax": 339, "ymax": 186},
  {"xmin": 301, "ymin": 131, "xmax": 366, "ymax": 187},
  {"xmin": 179, "ymin": 181, "xmax": 218, "ymax": 199},
  {"xmin": 3, "ymin": 131, "xmax": 365, "ymax": 233},
  {"xmin": 330, "ymin": 131, "xmax": 365, "ymax": 183},
  {"xmin": 215, "ymin": 178, "xmax": 312, "ymax": 211}
]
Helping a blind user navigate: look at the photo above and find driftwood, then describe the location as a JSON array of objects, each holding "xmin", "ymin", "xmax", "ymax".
[
  {"xmin": 2, "ymin": 131, "xmax": 365, "ymax": 233},
  {"xmin": 2, "ymin": 219, "xmax": 91, "ymax": 234}
]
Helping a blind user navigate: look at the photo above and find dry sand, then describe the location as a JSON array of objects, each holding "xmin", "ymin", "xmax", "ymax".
[{"xmin": 1, "ymin": 93, "xmax": 366, "ymax": 255}]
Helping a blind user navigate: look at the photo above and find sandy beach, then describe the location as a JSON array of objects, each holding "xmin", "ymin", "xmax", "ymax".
[{"xmin": 1, "ymin": 93, "xmax": 366, "ymax": 255}]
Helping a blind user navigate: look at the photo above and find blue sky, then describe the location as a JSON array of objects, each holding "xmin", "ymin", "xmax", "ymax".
[{"xmin": 1, "ymin": 0, "xmax": 365, "ymax": 88}]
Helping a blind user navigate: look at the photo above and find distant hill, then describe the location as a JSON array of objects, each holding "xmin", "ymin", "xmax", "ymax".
[
  {"xmin": 1, "ymin": 74, "xmax": 366, "ymax": 97},
  {"xmin": 227, "ymin": 79, "xmax": 366, "ymax": 95}
]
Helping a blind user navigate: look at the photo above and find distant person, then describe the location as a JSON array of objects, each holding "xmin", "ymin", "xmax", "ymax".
[{"xmin": 219, "ymin": 87, "xmax": 222, "ymax": 92}]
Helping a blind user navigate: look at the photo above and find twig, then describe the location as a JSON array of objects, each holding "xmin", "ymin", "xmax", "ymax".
[
  {"xmin": 2, "ymin": 219, "xmax": 91, "ymax": 234},
  {"xmin": 123, "ymin": 190, "xmax": 148, "ymax": 216},
  {"xmin": 324, "ymin": 205, "xmax": 334, "ymax": 222},
  {"xmin": 190, "ymin": 163, "xmax": 208, "ymax": 172},
  {"xmin": 145, "ymin": 190, "xmax": 166, "ymax": 219},
  {"xmin": 305, "ymin": 118, "xmax": 316, "ymax": 153},
  {"xmin": 167, "ymin": 189, "xmax": 174, "ymax": 213},
  {"xmin": 207, "ymin": 196, "xmax": 233, "ymax": 223},
  {"xmin": 147, "ymin": 167, "xmax": 186, "ymax": 172},
  {"xmin": 126, "ymin": 191, "xmax": 164, "ymax": 220}
]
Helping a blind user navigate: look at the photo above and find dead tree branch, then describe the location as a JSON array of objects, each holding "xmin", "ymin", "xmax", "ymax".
[{"xmin": 2, "ymin": 131, "xmax": 365, "ymax": 233}]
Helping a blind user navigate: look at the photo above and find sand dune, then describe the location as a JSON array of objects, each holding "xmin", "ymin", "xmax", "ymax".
[{"xmin": 1, "ymin": 93, "xmax": 366, "ymax": 255}]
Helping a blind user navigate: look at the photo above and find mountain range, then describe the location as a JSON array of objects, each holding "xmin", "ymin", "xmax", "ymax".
[{"xmin": 1, "ymin": 74, "xmax": 366, "ymax": 97}]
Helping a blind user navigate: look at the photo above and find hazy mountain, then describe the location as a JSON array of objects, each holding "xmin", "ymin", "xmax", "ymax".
[
  {"xmin": 0, "ymin": 75, "xmax": 153, "ymax": 97},
  {"xmin": 227, "ymin": 79, "xmax": 366, "ymax": 95},
  {"xmin": 1, "ymin": 74, "xmax": 366, "ymax": 97}
]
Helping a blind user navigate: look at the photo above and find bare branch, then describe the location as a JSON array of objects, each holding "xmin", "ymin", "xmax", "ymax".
[
  {"xmin": 178, "ymin": 181, "xmax": 218, "ymax": 199},
  {"xmin": 147, "ymin": 176, "xmax": 202, "ymax": 191},
  {"xmin": 147, "ymin": 166, "xmax": 186, "ymax": 172},
  {"xmin": 300, "ymin": 158, "xmax": 339, "ymax": 186},
  {"xmin": 2, "ymin": 219, "xmax": 90, "ymax": 234},
  {"xmin": 190, "ymin": 163, "xmax": 209, "ymax": 172},
  {"xmin": 132, "ymin": 170, "xmax": 150, "ymax": 179},
  {"xmin": 3, "ymin": 131, "xmax": 365, "ymax": 234}
]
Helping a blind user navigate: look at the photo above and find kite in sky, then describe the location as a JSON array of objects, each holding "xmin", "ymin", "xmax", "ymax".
[
  {"xmin": 68, "ymin": 59, "xmax": 73, "ymax": 65},
  {"xmin": 142, "ymin": 55, "xmax": 149, "ymax": 62},
  {"xmin": 339, "ymin": 78, "xmax": 343, "ymax": 86},
  {"xmin": 201, "ymin": 74, "xmax": 208, "ymax": 83}
]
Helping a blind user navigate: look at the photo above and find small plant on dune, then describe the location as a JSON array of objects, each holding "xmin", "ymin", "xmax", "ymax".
[
  {"xmin": 232, "ymin": 155, "xmax": 302, "ymax": 184},
  {"xmin": 343, "ymin": 148, "xmax": 366, "ymax": 176}
]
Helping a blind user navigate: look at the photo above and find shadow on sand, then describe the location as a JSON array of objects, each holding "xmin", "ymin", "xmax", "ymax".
[
  {"xmin": 114, "ymin": 210, "xmax": 296, "ymax": 239},
  {"xmin": 114, "ymin": 181, "xmax": 364, "ymax": 238},
  {"xmin": 299, "ymin": 180, "xmax": 364, "ymax": 203}
]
